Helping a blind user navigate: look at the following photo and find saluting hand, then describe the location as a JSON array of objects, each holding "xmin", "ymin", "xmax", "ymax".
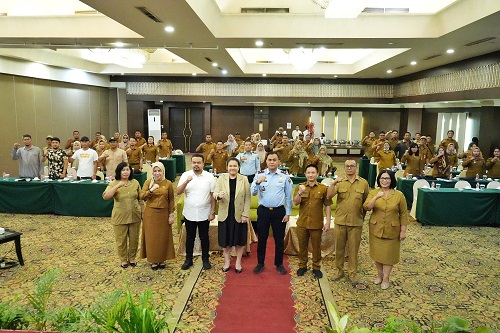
[
  {"xmin": 375, "ymin": 191, "xmax": 385, "ymax": 199},
  {"xmin": 186, "ymin": 175, "xmax": 193, "ymax": 183},
  {"xmin": 298, "ymin": 184, "xmax": 306, "ymax": 193},
  {"xmin": 13, "ymin": 142, "xmax": 20, "ymax": 149},
  {"xmin": 150, "ymin": 183, "xmax": 160, "ymax": 192},
  {"xmin": 217, "ymin": 191, "xmax": 225, "ymax": 199},
  {"xmin": 257, "ymin": 175, "xmax": 266, "ymax": 184}
]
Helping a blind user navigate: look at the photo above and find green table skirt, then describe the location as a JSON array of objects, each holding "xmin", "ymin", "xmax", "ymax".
[
  {"xmin": 416, "ymin": 188, "xmax": 500, "ymax": 226},
  {"xmin": 159, "ymin": 158, "xmax": 177, "ymax": 181},
  {"xmin": 53, "ymin": 182, "xmax": 112, "ymax": 217},
  {"xmin": 0, "ymin": 179, "xmax": 54, "ymax": 214},
  {"xmin": 367, "ymin": 163, "xmax": 378, "ymax": 188},
  {"xmin": 358, "ymin": 157, "xmax": 370, "ymax": 180},
  {"xmin": 172, "ymin": 154, "xmax": 186, "ymax": 174}
]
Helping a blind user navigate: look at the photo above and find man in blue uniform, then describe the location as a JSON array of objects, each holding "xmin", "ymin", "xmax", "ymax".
[
  {"xmin": 236, "ymin": 140, "xmax": 261, "ymax": 183},
  {"xmin": 251, "ymin": 151, "xmax": 292, "ymax": 275}
]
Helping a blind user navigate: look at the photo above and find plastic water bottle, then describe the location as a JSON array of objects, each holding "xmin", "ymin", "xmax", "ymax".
[
  {"xmin": 476, "ymin": 173, "xmax": 479, "ymax": 180},
  {"xmin": 476, "ymin": 182, "xmax": 480, "ymax": 191},
  {"xmin": 431, "ymin": 181, "xmax": 435, "ymax": 189}
]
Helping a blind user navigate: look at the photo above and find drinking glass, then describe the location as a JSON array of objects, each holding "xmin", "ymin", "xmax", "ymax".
[{"xmin": 436, "ymin": 184, "xmax": 441, "ymax": 191}]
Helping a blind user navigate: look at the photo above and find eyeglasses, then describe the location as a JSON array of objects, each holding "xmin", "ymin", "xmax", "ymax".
[
  {"xmin": 345, "ymin": 165, "xmax": 356, "ymax": 168},
  {"xmin": 380, "ymin": 177, "xmax": 391, "ymax": 180}
]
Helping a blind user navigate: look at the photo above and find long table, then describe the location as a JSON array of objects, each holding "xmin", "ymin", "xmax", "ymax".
[
  {"xmin": 0, "ymin": 178, "xmax": 113, "ymax": 217},
  {"xmin": 416, "ymin": 188, "xmax": 500, "ymax": 227},
  {"xmin": 159, "ymin": 158, "xmax": 177, "ymax": 181},
  {"xmin": 397, "ymin": 178, "xmax": 491, "ymax": 209}
]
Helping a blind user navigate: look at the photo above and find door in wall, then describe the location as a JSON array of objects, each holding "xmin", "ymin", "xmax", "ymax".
[{"xmin": 169, "ymin": 107, "xmax": 204, "ymax": 153}]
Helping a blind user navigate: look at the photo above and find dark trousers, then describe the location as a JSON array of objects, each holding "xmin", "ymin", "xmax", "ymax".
[
  {"xmin": 256, "ymin": 205, "xmax": 286, "ymax": 266},
  {"xmin": 244, "ymin": 174, "xmax": 255, "ymax": 184},
  {"xmin": 184, "ymin": 218, "xmax": 210, "ymax": 260}
]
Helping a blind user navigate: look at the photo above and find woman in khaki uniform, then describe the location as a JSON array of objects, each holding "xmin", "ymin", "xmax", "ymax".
[
  {"xmin": 143, "ymin": 136, "xmax": 159, "ymax": 163},
  {"xmin": 140, "ymin": 162, "xmax": 175, "ymax": 270},
  {"xmin": 462, "ymin": 146, "xmax": 486, "ymax": 178},
  {"xmin": 374, "ymin": 142, "xmax": 397, "ymax": 173},
  {"xmin": 288, "ymin": 140, "xmax": 309, "ymax": 175},
  {"xmin": 309, "ymin": 145, "xmax": 334, "ymax": 177},
  {"xmin": 486, "ymin": 147, "xmax": 500, "ymax": 179},
  {"xmin": 401, "ymin": 143, "xmax": 421, "ymax": 176},
  {"xmin": 103, "ymin": 162, "xmax": 142, "ymax": 268},
  {"xmin": 364, "ymin": 170, "xmax": 408, "ymax": 290},
  {"xmin": 214, "ymin": 158, "xmax": 251, "ymax": 273},
  {"xmin": 445, "ymin": 143, "xmax": 458, "ymax": 169},
  {"xmin": 429, "ymin": 146, "xmax": 452, "ymax": 178}
]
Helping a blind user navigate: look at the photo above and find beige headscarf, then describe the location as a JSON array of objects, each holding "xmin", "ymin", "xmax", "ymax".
[
  {"xmin": 149, "ymin": 162, "xmax": 165, "ymax": 189},
  {"xmin": 318, "ymin": 145, "xmax": 333, "ymax": 175},
  {"xmin": 256, "ymin": 142, "xmax": 267, "ymax": 164},
  {"xmin": 293, "ymin": 141, "xmax": 309, "ymax": 168}
]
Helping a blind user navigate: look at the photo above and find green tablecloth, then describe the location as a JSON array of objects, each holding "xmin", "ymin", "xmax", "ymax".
[
  {"xmin": 159, "ymin": 158, "xmax": 177, "ymax": 181},
  {"xmin": 133, "ymin": 172, "xmax": 147, "ymax": 187},
  {"xmin": 0, "ymin": 179, "xmax": 54, "ymax": 214},
  {"xmin": 290, "ymin": 176, "xmax": 329, "ymax": 184},
  {"xmin": 416, "ymin": 188, "xmax": 500, "ymax": 226},
  {"xmin": 397, "ymin": 178, "xmax": 491, "ymax": 209},
  {"xmin": 367, "ymin": 163, "xmax": 378, "ymax": 188},
  {"xmin": 53, "ymin": 181, "xmax": 112, "ymax": 217},
  {"xmin": 358, "ymin": 157, "xmax": 369, "ymax": 180},
  {"xmin": 171, "ymin": 154, "xmax": 186, "ymax": 174}
]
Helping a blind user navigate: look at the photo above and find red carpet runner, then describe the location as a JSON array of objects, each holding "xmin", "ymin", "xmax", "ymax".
[{"xmin": 212, "ymin": 237, "xmax": 295, "ymax": 333}]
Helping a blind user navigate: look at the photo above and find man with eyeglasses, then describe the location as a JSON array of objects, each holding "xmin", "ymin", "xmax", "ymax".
[{"xmin": 327, "ymin": 160, "xmax": 369, "ymax": 285}]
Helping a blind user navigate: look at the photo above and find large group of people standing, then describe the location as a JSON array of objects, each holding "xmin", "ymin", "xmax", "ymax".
[{"xmin": 10, "ymin": 125, "xmax": 499, "ymax": 289}]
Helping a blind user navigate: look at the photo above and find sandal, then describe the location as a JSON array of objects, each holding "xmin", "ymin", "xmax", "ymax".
[{"xmin": 121, "ymin": 263, "xmax": 129, "ymax": 269}]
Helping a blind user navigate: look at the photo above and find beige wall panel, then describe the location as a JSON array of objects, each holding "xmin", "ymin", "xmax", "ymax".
[
  {"xmin": 14, "ymin": 77, "xmax": 37, "ymax": 141},
  {"xmin": 34, "ymin": 83, "xmax": 53, "ymax": 141},
  {"xmin": 51, "ymin": 84, "xmax": 71, "ymax": 138},
  {"xmin": 99, "ymin": 88, "xmax": 111, "ymax": 136},
  {"xmin": 0, "ymin": 75, "xmax": 19, "ymax": 174}
]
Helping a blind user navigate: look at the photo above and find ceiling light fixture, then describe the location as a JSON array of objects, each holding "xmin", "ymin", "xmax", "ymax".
[
  {"xmin": 212, "ymin": 62, "xmax": 218, "ymax": 67},
  {"xmin": 221, "ymin": 69, "xmax": 228, "ymax": 75},
  {"xmin": 114, "ymin": 42, "xmax": 125, "ymax": 47},
  {"xmin": 410, "ymin": 61, "xmax": 417, "ymax": 65},
  {"xmin": 288, "ymin": 47, "xmax": 326, "ymax": 70},
  {"xmin": 255, "ymin": 40, "xmax": 264, "ymax": 47},
  {"xmin": 192, "ymin": 73, "xmax": 197, "ymax": 76},
  {"xmin": 164, "ymin": 26, "xmax": 174, "ymax": 33},
  {"xmin": 446, "ymin": 49, "xmax": 455, "ymax": 54},
  {"xmin": 262, "ymin": 73, "xmax": 267, "ymax": 77},
  {"xmin": 387, "ymin": 69, "xmax": 393, "ymax": 74}
]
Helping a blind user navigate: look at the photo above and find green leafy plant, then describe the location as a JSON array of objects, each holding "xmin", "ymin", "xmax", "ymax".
[
  {"xmin": 0, "ymin": 298, "xmax": 28, "ymax": 330},
  {"xmin": 326, "ymin": 300, "xmax": 371, "ymax": 333},
  {"xmin": 25, "ymin": 267, "xmax": 62, "ymax": 331}
]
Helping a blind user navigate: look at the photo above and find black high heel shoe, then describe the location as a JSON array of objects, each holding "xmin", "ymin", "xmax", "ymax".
[
  {"xmin": 222, "ymin": 267, "xmax": 230, "ymax": 272},
  {"xmin": 235, "ymin": 267, "xmax": 242, "ymax": 274}
]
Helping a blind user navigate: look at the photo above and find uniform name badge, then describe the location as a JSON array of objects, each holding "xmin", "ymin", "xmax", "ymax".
[
  {"xmin": 261, "ymin": 186, "xmax": 266, "ymax": 191},
  {"xmin": 279, "ymin": 175, "xmax": 283, "ymax": 183}
]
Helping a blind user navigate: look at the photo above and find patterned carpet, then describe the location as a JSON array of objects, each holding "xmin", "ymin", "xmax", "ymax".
[{"xmin": 0, "ymin": 157, "xmax": 499, "ymax": 331}]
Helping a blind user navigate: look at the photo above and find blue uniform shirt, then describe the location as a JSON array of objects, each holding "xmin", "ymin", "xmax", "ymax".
[
  {"xmin": 251, "ymin": 168, "xmax": 292, "ymax": 215},
  {"xmin": 236, "ymin": 151, "xmax": 260, "ymax": 176}
]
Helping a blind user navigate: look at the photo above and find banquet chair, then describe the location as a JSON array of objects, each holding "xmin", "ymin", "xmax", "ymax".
[
  {"xmin": 458, "ymin": 170, "xmax": 467, "ymax": 178},
  {"xmin": 66, "ymin": 167, "xmax": 77, "ymax": 179},
  {"xmin": 395, "ymin": 170, "xmax": 405, "ymax": 180},
  {"xmin": 424, "ymin": 168, "xmax": 433, "ymax": 176},
  {"xmin": 321, "ymin": 178, "xmax": 334, "ymax": 187},
  {"xmin": 141, "ymin": 163, "xmax": 153, "ymax": 179},
  {"xmin": 486, "ymin": 181, "xmax": 500, "ymax": 189},
  {"xmin": 454, "ymin": 180, "xmax": 470, "ymax": 189},
  {"xmin": 410, "ymin": 179, "xmax": 429, "ymax": 219},
  {"xmin": 96, "ymin": 171, "xmax": 105, "ymax": 180},
  {"xmin": 44, "ymin": 166, "xmax": 49, "ymax": 177}
]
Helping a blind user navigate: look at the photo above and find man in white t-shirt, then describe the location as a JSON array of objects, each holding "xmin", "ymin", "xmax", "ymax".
[
  {"xmin": 68, "ymin": 136, "xmax": 98, "ymax": 180},
  {"xmin": 291, "ymin": 125, "xmax": 302, "ymax": 141},
  {"xmin": 176, "ymin": 154, "xmax": 216, "ymax": 270}
]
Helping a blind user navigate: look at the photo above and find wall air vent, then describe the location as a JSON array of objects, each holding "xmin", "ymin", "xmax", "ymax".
[
  {"xmin": 423, "ymin": 54, "xmax": 441, "ymax": 60},
  {"xmin": 241, "ymin": 8, "xmax": 289, "ymax": 14},
  {"xmin": 204, "ymin": 57, "xmax": 213, "ymax": 63},
  {"xmin": 256, "ymin": 61, "xmax": 273, "ymax": 64},
  {"xmin": 135, "ymin": 6, "xmax": 163, "ymax": 23},
  {"xmin": 317, "ymin": 61, "xmax": 336, "ymax": 64},
  {"xmin": 465, "ymin": 37, "xmax": 496, "ymax": 46},
  {"xmin": 363, "ymin": 7, "xmax": 409, "ymax": 13},
  {"xmin": 74, "ymin": 10, "xmax": 99, "ymax": 15}
]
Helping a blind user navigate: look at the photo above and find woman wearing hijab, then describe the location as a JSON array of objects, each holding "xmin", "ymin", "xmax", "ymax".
[
  {"xmin": 310, "ymin": 145, "xmax": 334, "ymax": 177},
  {"xmin": 140, "ymin": 161, "xmax": 175, "ymax": 270},
  {"xmin": 288, "ymin": 140, "xmax": 309, "ymax": 175},
  {"xmin": 224, "ymin": 134, "xmax": 239, "ymax": 156},
  {"xmin": 256, "ymin": 142, "xmax": 267, "ymax": 170}
]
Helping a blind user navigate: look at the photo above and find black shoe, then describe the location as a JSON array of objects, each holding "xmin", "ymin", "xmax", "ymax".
[
  {"xmin": 158, "ymin": 263, "xmax": 166, "ymax": 270},
  {"xmin": 313, "ymin": 269, "xmax": 323, "ymax": 279},
  {"xmin": 235, "ymin": 268, "xmax": 242, "ymax": 274},
  {"xmin": 151, "ymin": 264, "xmax": 159, "ymax": 271},
  {"xmin": 222, "ymin": 266, "xmax": 230, "ymax": 272},
  {"xmin": 296, "ymin": 267, "xmax": 308, "ymax": 276},
  {"xmin": 253, "ymin": 263, "xmax": 265, "ymax": 274},
  {"xmin": 202, "ymin": 260, "xmax": 212, "ymax": 270},
  {"xmin": 181, "ymin": 259, "xmax": 193, "ymax": 270},
  {"xmin": 120, "ymin": 263, "xmax": 129, "ymax": 269},
  {"xmin": 129, "ymin": 262, "xmax": 137, "ymax": 267},
  {"xmin": 276, "ymin": 265, "xmax": 287, "ymax": 275}
]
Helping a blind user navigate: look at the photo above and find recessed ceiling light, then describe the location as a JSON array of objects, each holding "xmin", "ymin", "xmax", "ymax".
[
  {"xmin": 444, "ymin": 101, "xmax": 449, "ymax": 103},
  {"xmin": 255, "ymin": 40, "xmax": 264, "ymax": 47},
  {"xmin": 388, "ymin": 42, "xmax": 394, "ymax": 45},
  {"xmin": 114, "ymin": 42, "xmax": 124, "ymax": 47},
  {"xmin": 410, "ymin": 61, "xmax": 417, "ymax": 65},
  {"xmin": 164, "ymin": 26, "xmax": 174, "ymax": 33},
  {"xmin": 212, "ymin": 62, "xmax": 218, "ymax": 67},
  {"xmin": 446, "ymin": 49, "xmax": 455, "ymax": 54},
  {"xmin": 334, "ymin": 75, "xmax": 338, "ymax": 78},
  {"xmin": 160, "ymin": 100, "xmax": 163, "ymax": 103},
  {"xmin": 222, "ymin": 69, "xmax": 228, "ymax": 75},
  {"xmin": 387, "ymin": 69, "xmax": 393, "ymax": 74},
  {"xmin": 262, "ymin": 73, "xmax": 267, "ymax": 77},
  {"xmin": 415, "ymin": 103, "xmax": 419, "ymax": 104},
  {"xmin": 192, "ymin": 73, "xmax": 197, "ymax": 76}
]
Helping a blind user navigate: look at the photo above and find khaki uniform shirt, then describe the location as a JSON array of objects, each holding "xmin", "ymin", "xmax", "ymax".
[
  {"xmin": 294, "ymin": 181, "xmax": 332, "ymax": 229},
  {"xmin": 439, "ymin": 138, "xmax": 459, "ymax": 152},
  {"xmin": 362, "ymin": 137, "xmax": 377, "ymax": 158},
  {"xmin": 102, "ymin": 148, "xmax": 128, "ymax": 178},
  {"xmin": 135, "ymin": 137, "xmax": 147, "ymax": 147},
  {"xmin": 274, "ymin": 143, "xmax": 291, "ymax": 163},
  {"xmin": 198, "ymin": 142, "xmax": 217, "ymax": 162},
  {"xmin": 334, "ymin": 176, "xmax": 369, "ymax": 227},
  {"xmin": 388, "ymin": 137, "xmax": 399, "ymax": 151},
  {"xmin": 462, "ymin": 157, "xmax": 486, "ymax": 177},
  {"xmin": 486, "ymin": 157, "xmax": 500, "ymax": 178},
  {"xmin": 364, "ymin": 189, "xmax": 408, "ymax": 240},
  {"xmin": 143, "ymin": 144, "xmax": 158, "ymax": 162},
  {"xmin": 126, "ymin": 147, "xmax": 142, "ymax": 167},
  {"xmin": 374, "ymin": 150, "xmax": 397, "ymax": 170},
  {"xmin": 103, "ymin": 179, "xmax": 141, "ymax": 225},
  {"xmin": 140, "ymin": 178, "xmax": 175, "ymax": 211},
  {"xmin": 208, "ymin": 150, "xmax": 229, "ymax": 173},
  {"xmin": 401, "ymin": 154, "xmax": 421, "ymax": 176},
  {"xmin": 157, "ymin": 139, "xmax": 173, "ymax": 158}
]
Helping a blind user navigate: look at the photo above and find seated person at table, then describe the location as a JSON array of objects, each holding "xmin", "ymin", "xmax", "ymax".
[
  {"xmin": 401, "ymin": 143, "xmax": 421, "ymax": 177},
  {"xmin": 373, "ymin": 141, "xmax": 397, "ymax": 173},
  {"xmin": 293, "ymin": 164, "xmax": 332, "ymax": 279},
  {"xmin": 429, "ymin": 146, "xmax": 452, "ymax": 178},
  {"xmin": 207, "ymin": 140, "xmax": 229, "ymax": 174},
  {"xmin": 309, "ymin": 145, "xmax": 334, "ymax": 177},
  {"xmin": 486, "ymin": 147, "xmax": 500, "ymax": 179},
  {"xmin": 462, "ymin": 146, "xmax": 486, "ymax": 178},
  {"xmin": 143, "ymin": 136, "xmax": 159, "ymax": 163},
  {"xmin": 288, "ymin": 140, "xmax": 309, "ymax": 175}
]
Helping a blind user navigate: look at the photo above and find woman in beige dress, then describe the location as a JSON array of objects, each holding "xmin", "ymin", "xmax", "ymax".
[
  {"xmin": 363, "ymin": 170, "xmax": 408, "ymax": 290},
  {"xmin": 140, "ymin": 162, "xmax": 175, "ymax": 270},
  {"xmin": 309, "ymin": 145, "xmax": 333, "ymax": 177},
  {"xmin": 214, "ymin": 158, "xmax": 251, "ymax": 273},
  {"xmin": 288, "ymin": 140, "xmax": 309, "ymax": 175},
  {"xmin": 103, "ymin": 162, "xmax": 142, "ymax": 268}
]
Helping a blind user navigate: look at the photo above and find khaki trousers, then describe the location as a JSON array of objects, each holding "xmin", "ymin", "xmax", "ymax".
[
  {"xmin": 296, "ymin": 227, "xmax": 323, "ymax": 270},
  {"xmin": 334, "ymin": 224, "xmax": 362, "ymax": 278},
  {"xmin": 113, "ymin": 222, "xmax": 141, "ymax": 262}
]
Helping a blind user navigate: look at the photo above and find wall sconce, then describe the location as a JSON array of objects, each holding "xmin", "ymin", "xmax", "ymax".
[{"xmin": 259, "ymin": 121, "xmax": 263, "ymax": 132}]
